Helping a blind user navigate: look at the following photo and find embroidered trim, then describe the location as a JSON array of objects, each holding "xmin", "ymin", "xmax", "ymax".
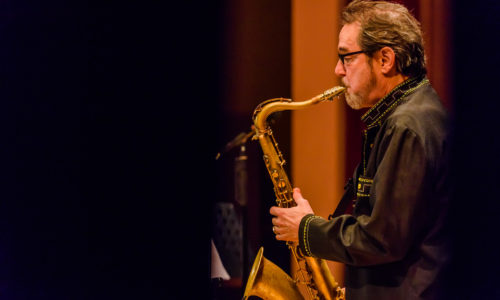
[
  {"xmin": 356, "ymin": 176, "xmax": 373, "ymax": 198},
  {"xmin": 368, "ymin": 79, "xmax": 429, "ymax": 129},
  {"xmin": 360, "ymin": 76, "xmax": 428, "ymax": 174},
  {"xmin": 362, "ymin": 130, "xmax": 368, "ymax": 174},
  {"xmin": 361, "ymin": 77, "xmax": 429, "ymax": 128},
  {"xmin": 302, "ymin": 215, "xmax": 321, "ymax": 257}
]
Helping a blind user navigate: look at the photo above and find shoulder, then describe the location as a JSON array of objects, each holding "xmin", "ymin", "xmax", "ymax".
[
  {"xmin": 379, "ymin": 83, "xmax": 449, "ymax": 163},
  {"xmin": 386, "ymin": 83, "xmax": 448, "ymax": 137}
]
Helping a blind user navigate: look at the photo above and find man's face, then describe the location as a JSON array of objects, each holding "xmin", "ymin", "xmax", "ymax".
[{"xmin": 335, "ymin": 22, "xmax": 378, "ymax": 110}]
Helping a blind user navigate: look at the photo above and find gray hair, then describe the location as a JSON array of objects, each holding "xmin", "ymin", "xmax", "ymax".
[{"xmin": 341, "ymin": 0, "xmax": 426, "ymax": 77}]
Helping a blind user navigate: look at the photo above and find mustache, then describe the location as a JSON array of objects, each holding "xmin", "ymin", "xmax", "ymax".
[{"xmin": 340, "ymin": 80, "xmax": 349, "ymax": 91}]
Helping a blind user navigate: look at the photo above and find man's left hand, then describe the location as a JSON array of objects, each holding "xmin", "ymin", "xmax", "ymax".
[{"xmin": 269, "ymin": 187, "xmax": 314, "ymax": 243}]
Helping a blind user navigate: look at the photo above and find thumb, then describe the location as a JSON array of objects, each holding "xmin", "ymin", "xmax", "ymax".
[
  {"xmin": 293, "ymin": 187, "xmax": 314, "ymax": 214},
  {"xmin": 293, "ymin": 187, "xmax": 305, "ymax": 203}
]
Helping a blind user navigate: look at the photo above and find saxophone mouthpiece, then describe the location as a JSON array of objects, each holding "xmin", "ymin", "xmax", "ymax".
[{"xmin": 321, "ymin": 86, "xmax": 346, "ymax": 101}]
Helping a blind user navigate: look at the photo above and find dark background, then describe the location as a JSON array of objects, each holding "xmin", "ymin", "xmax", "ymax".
[
  {"xmin": 0, "ymin": 1, "xmax": 221, "ymax": 299},
  {"xmin": 447, "ymin": 0, "xmax": 500, "ymax": 298},
  {"xmin": 0, "ymin": 0, "xmax": 498, "ymax": 299}
]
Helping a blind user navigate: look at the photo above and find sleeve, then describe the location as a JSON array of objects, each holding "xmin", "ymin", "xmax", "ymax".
[{"xmin": 298, "ymin": 125, "xmax": 432, "ymax": 266}]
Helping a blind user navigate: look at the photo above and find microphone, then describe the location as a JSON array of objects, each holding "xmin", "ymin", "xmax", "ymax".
[
  {"xmin": 215, "ymin": 108, "xmax": 283, "ymax": 160},
  {"xmin": 215, "ymin": 129, "xmax": 254, "ymax": 160}
]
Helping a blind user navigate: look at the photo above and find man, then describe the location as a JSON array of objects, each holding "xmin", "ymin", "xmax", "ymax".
[{"xmin": 270, "ymin": 1, "xmax": 450, "ymax": 299}]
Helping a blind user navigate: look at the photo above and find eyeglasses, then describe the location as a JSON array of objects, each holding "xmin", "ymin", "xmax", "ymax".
[{"xmin": 338, "ymin": 50, "xmax": 366, "ymax": 65}]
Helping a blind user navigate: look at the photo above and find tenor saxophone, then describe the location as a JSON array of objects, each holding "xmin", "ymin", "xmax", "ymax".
[{"xmin": 243, "ymin": 86, "xmax": 346, "ymax": 300}]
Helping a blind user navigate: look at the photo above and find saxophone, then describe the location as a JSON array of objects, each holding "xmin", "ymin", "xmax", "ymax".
[{"xmin": 243, "ymin": 86, "xmax": 346, "ymax": 300}]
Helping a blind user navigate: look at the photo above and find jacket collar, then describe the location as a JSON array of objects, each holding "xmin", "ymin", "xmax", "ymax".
[{"xmin": 361, "ymin": 76, "xmax": 428, "ymax": 128}]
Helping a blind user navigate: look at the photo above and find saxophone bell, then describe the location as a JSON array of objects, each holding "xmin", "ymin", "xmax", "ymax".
[{"xmin": 243, "ymin": 247, "xmax": 304, "ymax": 300}]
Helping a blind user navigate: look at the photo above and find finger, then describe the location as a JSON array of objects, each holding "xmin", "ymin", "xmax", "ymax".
[
  {"xmin": 272, "ymin": 226, "xmax": 281, "ymax": 238},
  {"xmin": 269, "ymin": 206, "xmax": 282, "ymax": 216},
  {"xmin": 272, "ymin": 218, "xmax": 284, "ymax": 227},
  {"xmin": 275, "ymin": 232, "xmax": 297, "ymax": 243}
]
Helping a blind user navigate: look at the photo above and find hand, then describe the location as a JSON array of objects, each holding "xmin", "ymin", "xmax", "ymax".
[{"xmin": 269, "ymin": 187, "xmax": 314, "ymax": 243}]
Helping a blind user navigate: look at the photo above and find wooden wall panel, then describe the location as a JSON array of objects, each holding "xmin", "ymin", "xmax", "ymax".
[{"xmin": 291, "ymin": 0, "xmax": 347, "ymax": 288}]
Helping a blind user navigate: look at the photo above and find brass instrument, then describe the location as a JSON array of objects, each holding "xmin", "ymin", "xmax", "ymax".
[{"xmin": 243, "ymin": 86, "xmax": 346, "ymax": 300}]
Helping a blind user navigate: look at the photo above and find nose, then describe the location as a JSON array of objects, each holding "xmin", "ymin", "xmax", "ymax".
[{"xmin": 334, "ymin": 59, "xmax": 346, "ymax": 77}]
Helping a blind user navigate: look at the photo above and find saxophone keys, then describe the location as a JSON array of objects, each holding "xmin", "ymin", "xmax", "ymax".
[{"xmin": 278, "ymin": 179, "xmax": 286, "ymax": 189}]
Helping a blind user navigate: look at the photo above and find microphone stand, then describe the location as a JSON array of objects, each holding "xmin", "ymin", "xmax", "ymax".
[
  {"xmin": 216, "ymin": 129, "xmax": 253, "ymax": 293},
  {"xmin": 234, "ymin": 143, "xmax": 249, "ymax": 291}
]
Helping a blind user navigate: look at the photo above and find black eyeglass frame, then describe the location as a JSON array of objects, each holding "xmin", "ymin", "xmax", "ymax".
[{"xmin": 338, "ymin": 50, "xmax": 366, "ymax": 65}]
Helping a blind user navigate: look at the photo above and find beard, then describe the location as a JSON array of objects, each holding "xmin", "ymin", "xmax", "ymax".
[
  {"xmin": 344, "ymin": 89, "xmax": 365, "ymax": 110},
  {"xmin": 342, "ymin": 65, "xmax": 377, "ymax": 110}
]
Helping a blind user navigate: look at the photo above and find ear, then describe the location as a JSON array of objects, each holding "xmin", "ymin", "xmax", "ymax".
[{"xmin": 379, "ymin": 46, "xmax": 397, "ymax": 74}]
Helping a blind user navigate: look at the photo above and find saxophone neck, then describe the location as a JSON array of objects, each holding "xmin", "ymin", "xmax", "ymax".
[
  {"xmin": 252, "ymin": 86, "xmax": 346, "ymax": 132},
  {"xmin": 252, "ymin": 98, "xmax": 292, "ymax": 133}
]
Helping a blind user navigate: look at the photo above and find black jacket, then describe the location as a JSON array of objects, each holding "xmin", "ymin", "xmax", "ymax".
[{"xmin": 299, "ymin": 77, "xmax": 451, "ymax": 299}]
